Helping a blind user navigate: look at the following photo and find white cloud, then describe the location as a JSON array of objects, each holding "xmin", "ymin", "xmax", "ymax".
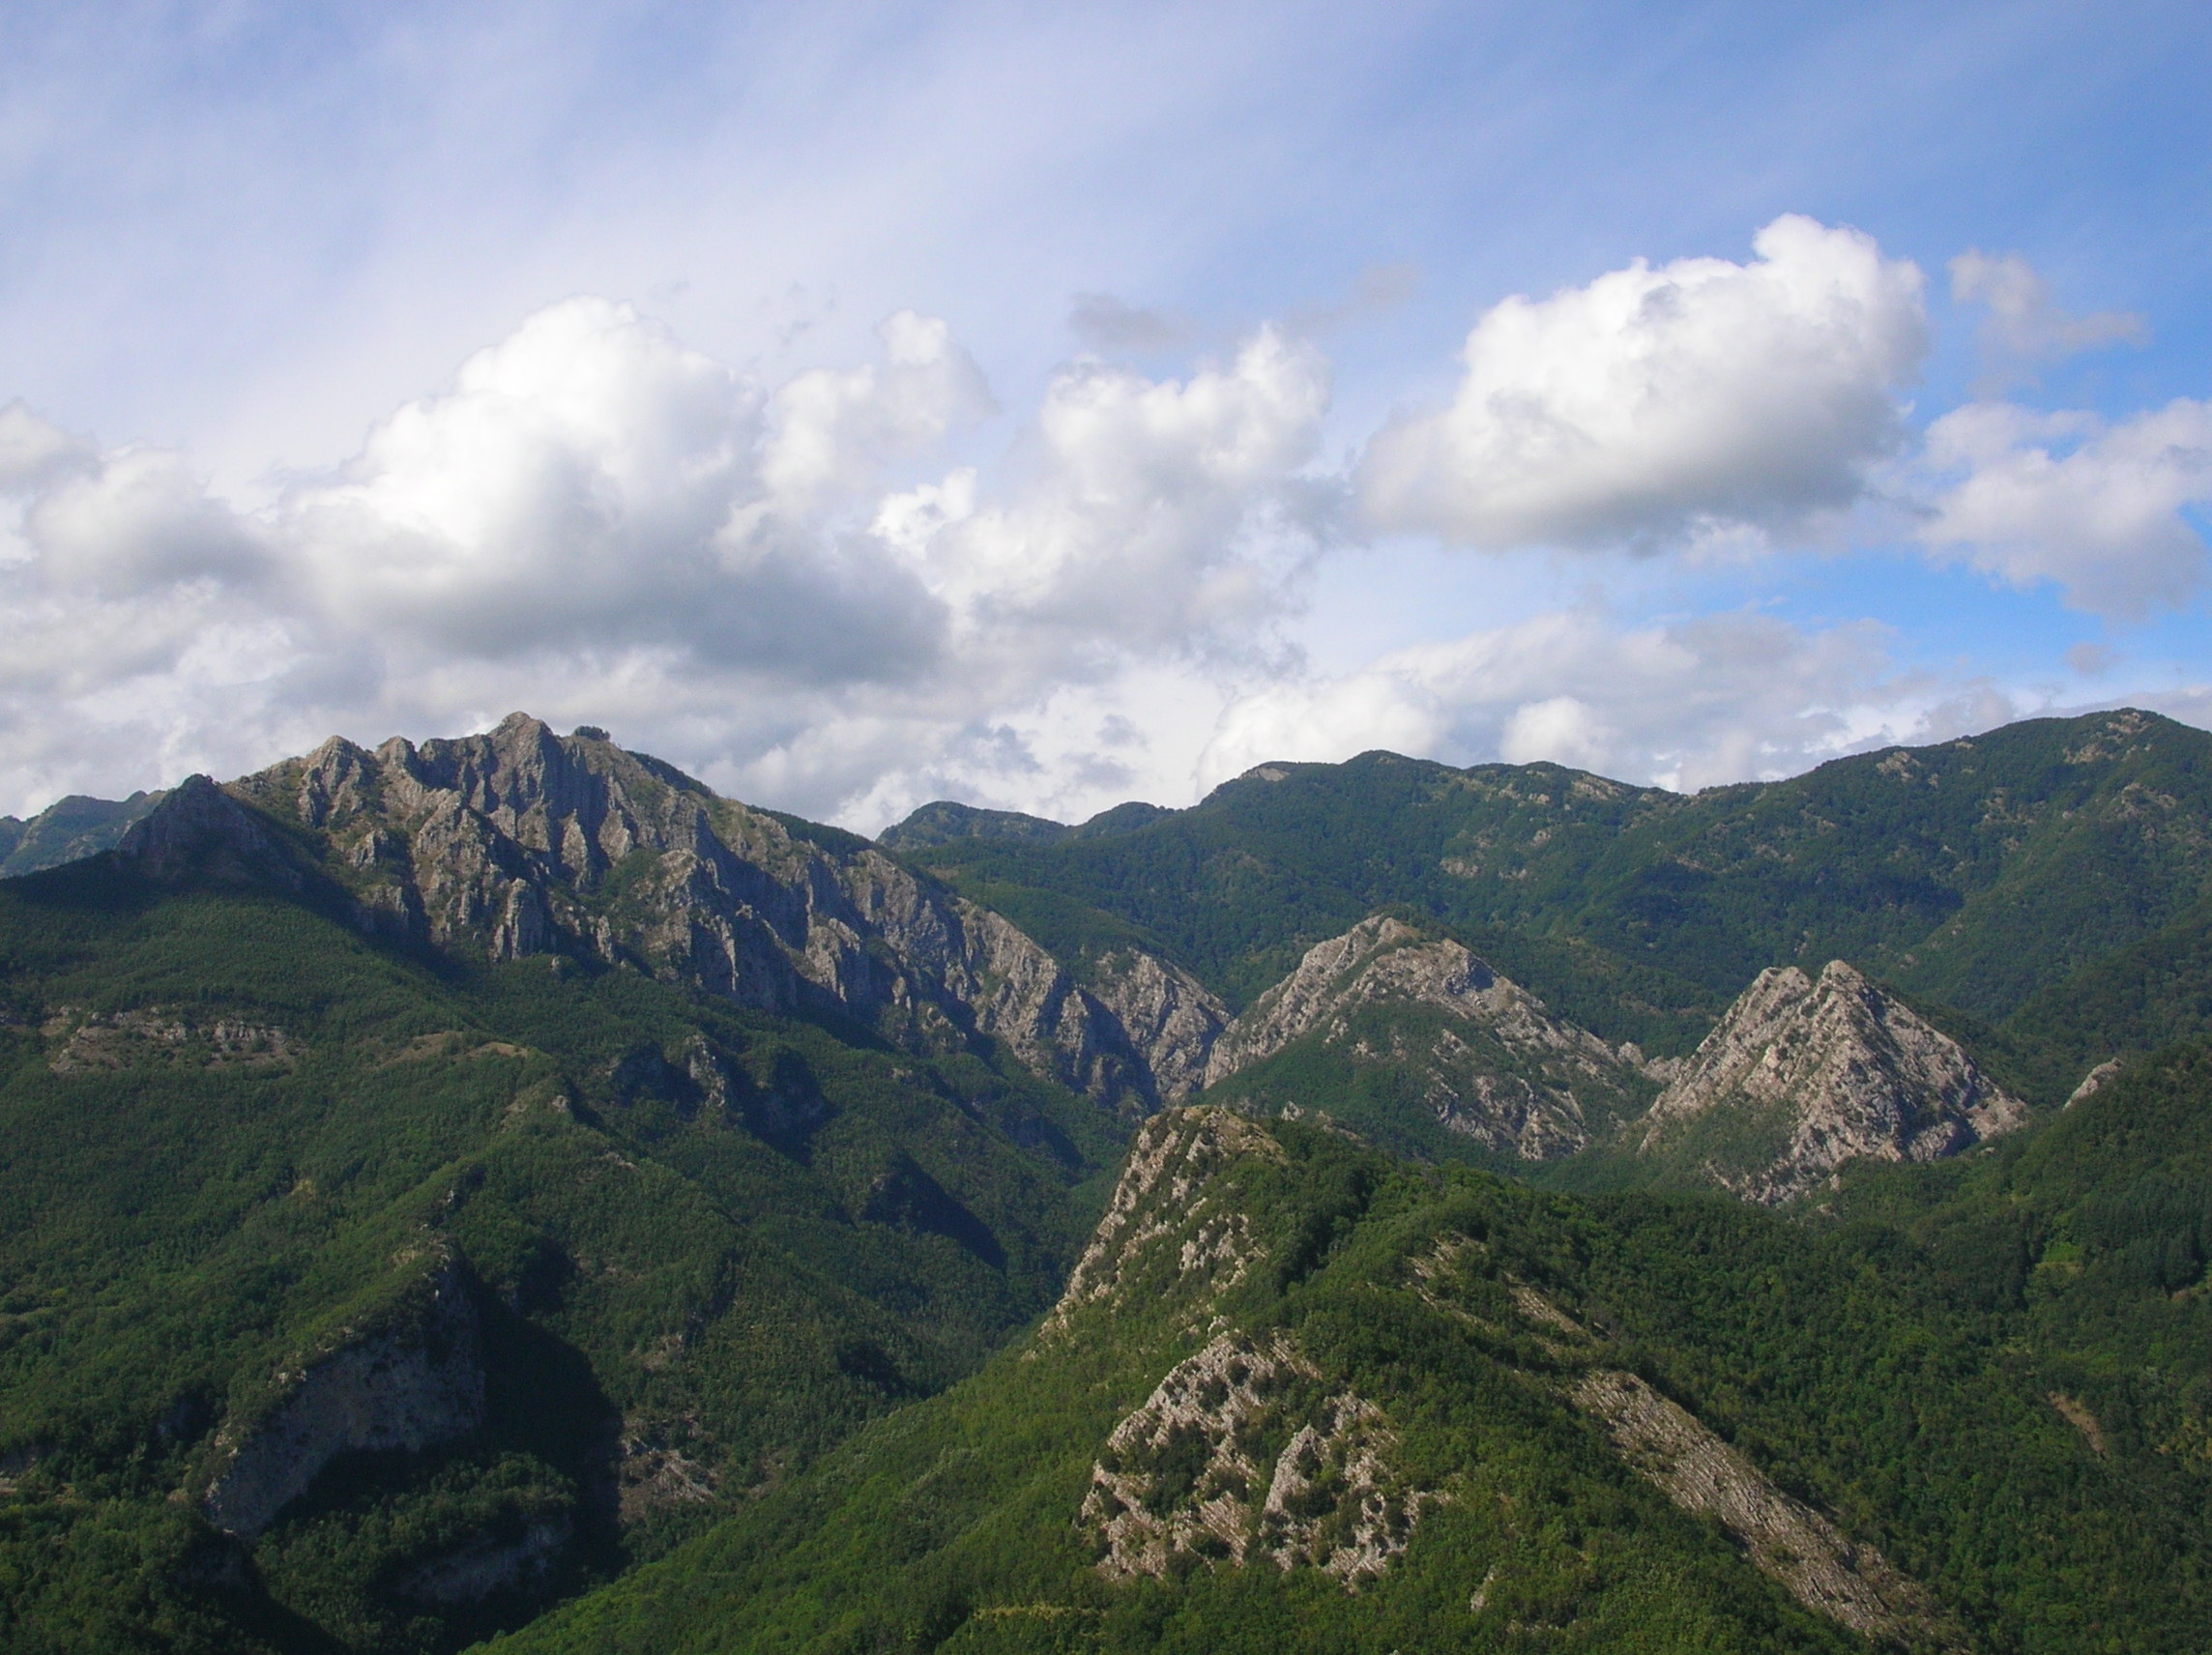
[
  {"xmin": 0, "ymin": 299, "xmax": 1333, "ymax": 820},
  {"xmin": 1359, "ymin": 215, "xmax": 1929, "ymax": 549},
  {"xmin": 1918, "ymin": 398, "xmax": 2212, "ymax": 619},
  {"xmin": 0, "ymin": 224, "xmax": 2201, "ymax": 833},
  {"xmin": 277, "ymin": 297, "xmax": 945, "ymax": 676},
  {"xmin": 1198, "ymin": 604, "xmax": 1917, "ymax": 794},
  {"xmin": 28, "ymin": 446, "xmax": 271, "ymax": 595},
  {"xmin": 911, "ymin": 325, "xmax": 1332, "ymax": 664},
  {"xmin": 1950, "ymin": 250, "xmax": 2143, "ymax": 391},
  {"xmin": 757, "ymin": 310, "xmax": 994, "ymax": 510},
  {"xmin": 0, "ymin": 401, "xmax": 96, "ymax": 494}
]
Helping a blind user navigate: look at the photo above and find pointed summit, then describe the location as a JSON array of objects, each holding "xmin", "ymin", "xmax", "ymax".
[
  {"xmin": 115, "ymin": 774, "xmax": 316, "ymax": 892},
  {"xmin": 1640, "ymin": 959, "xmax": 2026, "ymax": 1204}
]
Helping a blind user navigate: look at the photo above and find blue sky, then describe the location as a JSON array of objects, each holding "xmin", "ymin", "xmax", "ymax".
[{"xmin": 0, "ymin": 1, "xmax": 2206, "ymax": 827}]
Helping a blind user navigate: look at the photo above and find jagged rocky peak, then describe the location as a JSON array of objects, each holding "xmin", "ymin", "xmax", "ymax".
[
  {"xmin": 219, "ymin": 715, "xmax": 1227, "ymax": 1114},
  {"xmin": 1640, "ymin": 959, "xmax": 2028, "ymax": 1205},
  {"xmin": 1203, "ymin": 914, "xmax": 1651, "ymax": 1159}
]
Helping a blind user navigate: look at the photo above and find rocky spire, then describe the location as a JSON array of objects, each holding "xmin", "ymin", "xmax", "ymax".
[{"xmin": 1640, "ymin": 959, "xmax": 2027, "ymax": 1204}]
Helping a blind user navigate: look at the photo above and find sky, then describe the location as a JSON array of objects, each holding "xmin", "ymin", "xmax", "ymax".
[{"xmin": 1, "ymin": 0, "xmax": 2208, "ymax": 831}]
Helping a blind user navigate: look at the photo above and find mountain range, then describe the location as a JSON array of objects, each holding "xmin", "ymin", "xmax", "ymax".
[{"xmin": 1, "ymin": 708, "xmax": 2207, "ymax": 1652}]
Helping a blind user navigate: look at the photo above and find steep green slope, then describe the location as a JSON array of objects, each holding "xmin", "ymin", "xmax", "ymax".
[
  {"xmin": 0, "ymin": 790, "xmax": 162, "ymax": 877},
  {"xmin": 0, "ymin": 852, "xmax": 1119, "ymax": 1653},
  {"xmin": 499, "ymin": 1062, "xmax": 2212, "ymax": 1655},
  {"xmin": 896, "ymin": 711, "xmax": 2212, "ymax": 1060}
]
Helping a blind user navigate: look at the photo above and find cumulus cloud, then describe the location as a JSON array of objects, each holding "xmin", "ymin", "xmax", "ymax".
[
  {"xmin": 902, "ymin": 325, "xmax": 1331, "ymax": 668},
  {"xmin": 1918, "ymin": 398, "xmax": 2212, "ymax": 619},
  {"xmin": 0, "ymin": 298, "xmax": 1334, "ymax": 818},
  {"xmin": 29, "ymin": 447, "xmax": 271, "ymax": 595},
  {"xmin": 275, "ymin": 298, "xmax": 947, "ymax": 677},
  {"xmin": 1951, "ymin": 250, "xmax": 2144, "ymax": 391},
  {"xmin": 2, "ymin": 222, "xmax": 2202, "ymax": 831},
  {"xmin": 1359, "ymin": 215, "xmax": 1928, "ymax": 549},
  {"xmin": 757, "ymin": 310, "xmax": 995, "ymax": 509},
  {"xmin": 0, "ymin": 402, "xmax": 97, "ymax": 495},
  {"xmin": 1198, "ymin": 604, "xmax": 1914, "ymax": 794}
]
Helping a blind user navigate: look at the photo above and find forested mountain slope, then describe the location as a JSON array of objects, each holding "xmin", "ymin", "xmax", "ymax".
[
  {"xmin": 894, "ymin": 710, "xmax": 2212, "ymax": 1064},
  {"xmin": 5, "ymin": 708, "xmax": 2211, "ymax": 1652},
  {"xmin": 0, "ymin": 796, "xmax": 1124, "ymax": 1652},
  {"xmin": 0, "ymin": 789, "xmax": 162, "ymax": 877},
  {"xmin": 501, "ymin": 1049, "xmax": 2212, "ymax": 1655}
]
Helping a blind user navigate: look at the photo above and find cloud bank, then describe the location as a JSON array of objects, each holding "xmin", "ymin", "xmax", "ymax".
[{"xmin": 0, "ymin": 218, "xmax": 2202, "ymax": 829}]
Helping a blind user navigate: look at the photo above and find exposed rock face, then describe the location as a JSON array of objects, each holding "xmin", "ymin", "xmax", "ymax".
[
  {"xmin": 2067, "ymin": 1059, "xmax": 2123, "ymax": 1107},
  {"xmin": 202, "ymin": 1257, "xmax": 483, "ymax": 1538},
  {"xmin": 1411, "ymin": 1245, "xmax": 1952, "ymax": 1645},
  {"xmin": 44, "ymin": 1005, "xmax": 297, "ymax": 1074},
  {"xmin": 213, "ymin": 714, "xmax": 1224, "ymax": 1112},
  {"xmin": 1202, "ymin": 915, "xmax": 1649, "ymax": 1157},
  {"xmin": 1572, "ymin": 1368, "xmax": 1945, "ymax": 1644},
  {"xmin": 1081, "ymin": 1331, "xmax": 1432, "ymax": 1588},
  {"xmin": 1041, "ymin": 1108, "xmax": 1282, "ymax": 1338},
  {"xmin": 1640, "ymin": 959, "xmax": 2027, "ymax": 1205}
]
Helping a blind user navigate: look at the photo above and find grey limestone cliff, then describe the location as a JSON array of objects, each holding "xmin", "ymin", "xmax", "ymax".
[
  {"xmin": 1202, "ymin": 915, "xmax": 1652, "ymax": 1158},
  {"xmin": 216, "ymin": 714, "xmax": 1223, "ymax": 1112},
  {"xmin": 1640, "ymin": 959, "xmax": 2027, "ymax": 1205},
  {"xmin": 202, "ymin": 1255, "xmax": 483, "ymax": 1538}
]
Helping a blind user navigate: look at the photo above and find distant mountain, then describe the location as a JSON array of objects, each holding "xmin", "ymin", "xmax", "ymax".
[
  {"xmin": 891, "ymin": 710, "xmax": 2212, "ymax": 1065},
  {"xmin": 1638, "ymin": 960, "xmax": 2027, "ymax": 1205},
  {"xmin": 878, "ymin": 798, "xmax": 1175, "ymax": 854},
  {"xmin": 0, "ymin": 788, "xmax": 161, "ymax": 876},
  {"xmin": 1198, "ymin": 915, "xmax": 1656, "ymax": 1163},
  {"xmin": 219, "ymin": 714, "xmax": 1226, "ymax": 1116}
]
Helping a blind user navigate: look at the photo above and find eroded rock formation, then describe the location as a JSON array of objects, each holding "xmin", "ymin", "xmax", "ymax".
[
  {"xmin": 1081, "ymin": 1331, "xmax": 1430, "ymax": 1588},
  {"xmin": 1203, "ymin": 915, "xmax": 1650, "ymax": 1156},
  {"xmin": 1572, "ymin": 1368, "xmax": 1944, "ymax": 1642},
  {"xmin": 1640, "ymin": 959, "xmax": 2027, "ymax": 1205},
  {"xmin": 181, "ymin": 714, "xmax": 1228, "ymax": 1112}
]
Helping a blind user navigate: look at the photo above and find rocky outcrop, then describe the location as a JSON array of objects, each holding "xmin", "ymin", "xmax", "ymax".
[
  {"xmin": 202, "ymin": 1257, "xmax": 483, "ymax": 1538},
  {"xmin": 1202, "ymin": 915, "xmax": 1650, "ymax": 1157},
  {"xmin": 1041, "ymin": 1108, "xmax": 1283, "ymax": 1338},
  {"xmin": 1572, "ymin": 1368, "xmax": 1947, "ymax": 1644},
  {"xmin": 1088, "ymin": 948, "xmax": 1233, "ymax": 1104},
  {"xmin": 2067, "ymin": 1059, "xmax": 2123, "ymax": 1107},
  {"xmin": 1640, "ymin": 960, "xmax": 2027, "ymax": 1205},
  {"xmin": 44, "ymin": 1005, "xmax": 296, "ymax": 1074},
  {"xmin": 218, "ymin": 715, "xmax": 1225, "ymax": 1112},
  {"xmin": 1081, "ymin": 1330, "xmax": 1433, "ymax": 1588},
  {"xmin": 1411, "ymin": 1249, "xmax": 1954, "ymax": 1646}
]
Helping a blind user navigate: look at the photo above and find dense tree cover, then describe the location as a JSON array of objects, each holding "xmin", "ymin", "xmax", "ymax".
[
  {"xmin": 497, "ymin": 1052, "xmax": 2212, "ymax": 1655},
  {"xmin": 897, "ymin": 711, "xmax": 2212, "ymax": 1071},
  {"xmin": 0, "ymin": 856, "xmax": 1119, "ymax": 1653},
  {"xmin": 9, "ymin": 707, "xmax": 2212, "ymax": 1652}
]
